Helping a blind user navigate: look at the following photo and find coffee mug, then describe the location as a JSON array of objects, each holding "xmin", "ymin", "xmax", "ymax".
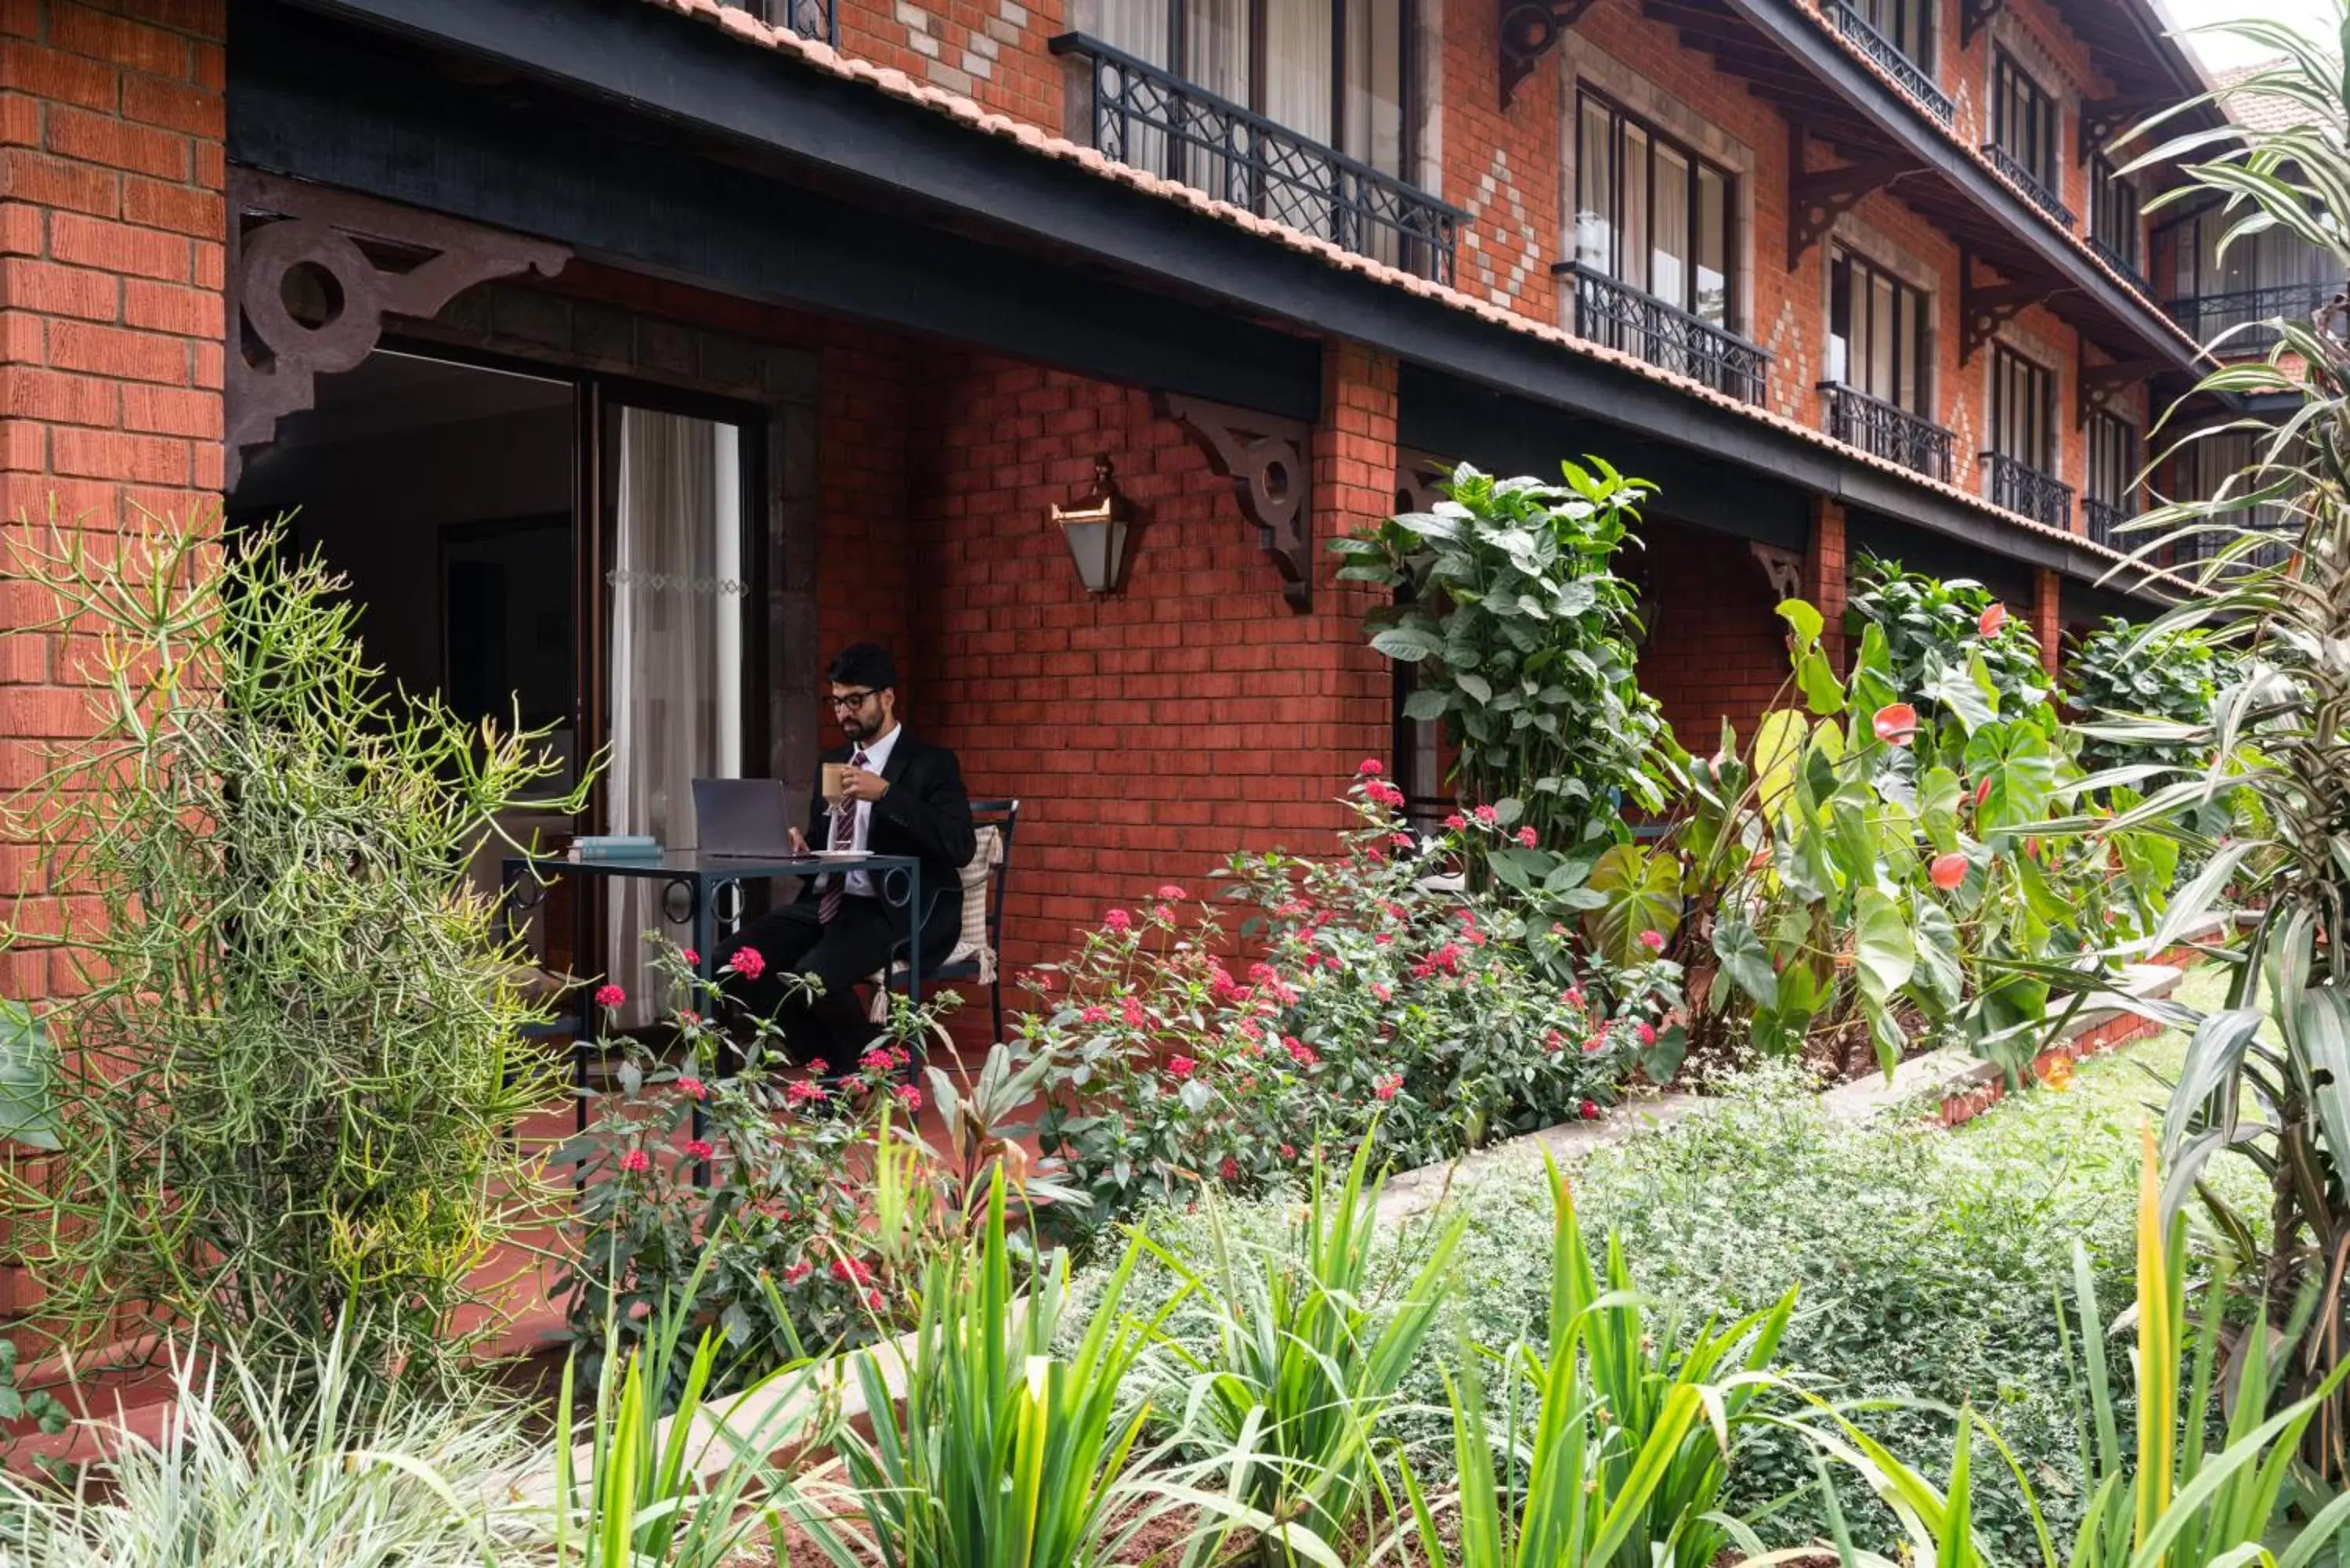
[{"xmin": 821, "ymin": 762, "xmax": 847, "ymax": 804}]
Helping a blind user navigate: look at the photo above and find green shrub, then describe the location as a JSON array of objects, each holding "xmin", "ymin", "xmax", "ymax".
[{"xmin": 0, "ymin": 510, "xmax": 586, "ymax": 1386}]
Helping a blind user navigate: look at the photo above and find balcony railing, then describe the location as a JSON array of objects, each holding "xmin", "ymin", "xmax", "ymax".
[
  {"xmin": 1048, "ymin": 33, "xmax": 1464, "ymax": 284},
  {"xmin": 721, "ymin": 0, "xmax": 833, "ymax": 42},
  {"xmin": 1981, "ymin": 451, "xmax": 2073, "ymax": 529},
  {"xmin": 2162, "ymin": 281, "xmax": 2336, "ymax": 354},
  {"xmin": 2087, "ymin": 234, "xmax": 2147, "ymax": 294},
  {"xmin": 1983, "ymin": 143, "xmax": 2074, "ymax": 229},
  {"xmin": 2081, "ymin": 496, "xmax": 2134, "ymax": 547},
  {"xmin": 1556, "ymin": 262, "xmax": 1771, "ymax": 404},
  {"xmin": 1825, "ymin": 1, "xmax": 1952, "ymax": 123},
  {"xmin": 1820, "ymin": 381, "xmax": 1953, "ymax": 482}
]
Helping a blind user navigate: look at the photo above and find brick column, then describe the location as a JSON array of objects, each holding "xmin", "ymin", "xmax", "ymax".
[
  {"xmin": 1805, "ymin": 495, "xmax": 1849, "ymax": 671},
  {"xmin": 2033, "ymin": 566, "xmax": 2062, "ymax": 677},
  {"xmin": 1311, "ymin": 339, "xmax": 1400, "ymax": 781},
  {"xmin": 0, "ymin": 0, "xmax": 226, "ymax": 1003}
]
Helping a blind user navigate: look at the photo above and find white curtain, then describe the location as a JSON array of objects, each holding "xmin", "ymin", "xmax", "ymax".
[
  {"xmin": 605, "ymin": 408, "xmax": 743, "ymax": 1025},
  {"xmin": 1185, "ymin": 0, "xmax": 1249, "ymax": 197}
]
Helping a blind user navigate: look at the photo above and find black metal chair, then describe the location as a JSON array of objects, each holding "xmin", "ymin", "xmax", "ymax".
[{"xmin": 875, "ymin": 798, "xmax": 1020, "ymax": 1045}]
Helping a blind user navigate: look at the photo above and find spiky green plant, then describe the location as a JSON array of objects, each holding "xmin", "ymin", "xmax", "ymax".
[{"xmin": 0, "ymin": 505, "xmax": 588, "ymax": 1384}]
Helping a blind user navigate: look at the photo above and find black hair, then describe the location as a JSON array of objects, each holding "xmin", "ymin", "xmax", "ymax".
[{"xmin": 826, "ymin": 643, "xmax": 899, "ymax": 692}]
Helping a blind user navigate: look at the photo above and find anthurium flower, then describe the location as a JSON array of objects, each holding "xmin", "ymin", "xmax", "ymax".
[
  {"xmin": 1929, "ymin": 852, "xmax": 1967, "ymax": 891},
  {"xmin": 1978, "ymin": 602, "xmax": 2007, "ymax": 637},
  {"xmin": 1874, "ymin": 703, "xmax": 1919, "ymax": 746}
]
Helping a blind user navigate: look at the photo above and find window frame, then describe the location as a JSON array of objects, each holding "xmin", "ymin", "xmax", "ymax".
[
  {"xmin": 2086, "ymin": 411, "xmax": 2138, "ymax": 508},
  {"xmin": 1827, "ymin": 244, "xmax": 1933, "ymax": 417},
  {"xmin": 1990, "ymin": 50, "xmax": 2059, "ymax": 192},
  {"xmin": 1853, "ymin": 0, "xmax": 1933, "ymax": 70},
  {"xmin": 1114, "ymin": 0, "xmax": 1419, "ymax": 175},
  {"xmin": 1574, "ymin": 87, "xmax": 1741, "ymax": 329},
  {"xmin": 2088, "ymin": 154, "xmax": 2139, "ymax": 269},
  {"xmin": 1989, "ymin": 342, "xmax": 2056, "ymax": 474}
]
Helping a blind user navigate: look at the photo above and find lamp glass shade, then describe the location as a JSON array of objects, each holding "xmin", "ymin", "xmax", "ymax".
[{"xmin": 1061, "ymin": 515, "xmax": 1129, "ymax": 594}]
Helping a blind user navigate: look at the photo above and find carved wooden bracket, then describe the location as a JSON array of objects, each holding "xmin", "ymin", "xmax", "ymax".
[
  {"xmin": 1788, "ymin": 126, "xmax": 1920, "ymax": 269},
  {"xmin": 1157, "ymin": 392, "xmax": 1315, "ymax": 611},
  {"xmin": 226, "ymin": 169, "xmax": 570, "ymax": 489},
  {"xmin": 1959, "ymin": 250, "xmax": 2062, "ymax": 363},
  {"xmin": 2078, "ymin": 95, "xmax": 2167, "ymax": 160},
  {"xmin": 1749, "ymin": 541, "xmax": 1804, "ymax": 603},
  {"xmin": 1395, "ymin": 450, "xmax": 1456, "ymax": 516},
  {"xmin": 1499, "ymin": 0, "xmax": 1597, "ymax": 110},
  {"xmin": 1959, "ymin": 0, "xmax": 2001, "ymax": 49},
  {"xmin": 2075, "ymin": 352, "xmax": 2165, "ymax": 427}
]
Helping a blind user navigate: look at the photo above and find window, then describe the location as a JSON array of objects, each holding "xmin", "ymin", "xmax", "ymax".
[
  {"xmin": 1828, "ymin": 247, "xmax": 1931, "ymax": 414},
  {"xmin": 2088, "ymin": 156, "xmax": 2139, "ymax": 271},
  {"xmin": 1094, "ymin": 0, "xmax": 1408, "ymax": 176},
  {"xmin": 2168, "ymin": 429, "xmax": 2296, "ymax": 567},
  {"xmin": 2086, "ymin": 415, "xmax": 2136, "ymax": 508},
  {"xmin": 1990, "ymin": 345, "xmax": 2054, "ymax": 472},
  {"xmin": 1849, "ymin": 0, "xmax": 1932, "ymax": 67},
  {"xmin": 1574, "ymin": 92, "xmax": 1736, "ymax": 327},
  {"xmin": 1990, "ymin": 52, "xmax": 2059, "ymax": 193}
]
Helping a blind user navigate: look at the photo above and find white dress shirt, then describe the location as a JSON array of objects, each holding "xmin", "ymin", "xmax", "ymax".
[{"xmin": 838, "ymin": 722, "xmax": 899, "ymax": 898}]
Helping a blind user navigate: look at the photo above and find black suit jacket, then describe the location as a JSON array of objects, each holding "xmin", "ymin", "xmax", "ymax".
[{"xmin": 806, "ymin": 731, "xmax": 977, "ymax": 938}]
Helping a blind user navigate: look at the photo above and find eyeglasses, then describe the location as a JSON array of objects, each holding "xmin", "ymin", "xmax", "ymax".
[{"xmin": 828, "ymin": 689, "xmax": 879, "ymax": 710}]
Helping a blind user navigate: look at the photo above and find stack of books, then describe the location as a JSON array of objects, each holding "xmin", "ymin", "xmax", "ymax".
[{"xmin": 566, "ymin": 835, "xmax": 658, "ymax": 860}]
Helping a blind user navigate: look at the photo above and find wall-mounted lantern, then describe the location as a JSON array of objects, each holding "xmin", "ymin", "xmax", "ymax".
[{"xmin": 1052, "ymin": 454, "xmax": 1136, "ymax": 594}]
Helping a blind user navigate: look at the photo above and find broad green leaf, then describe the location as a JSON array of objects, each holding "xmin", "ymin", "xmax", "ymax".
[
  {"xmin": 1778, "ymin": 598, "xmax": 1824, "ymax": 652},
  {"xmin": 1854, "ymin": 889, "xmax": 1915, "ymax": 1007},
  {"xmin": 1796, "ymin": 649, "xmax": 1846, "ymax": 716},
  {"xmin": 1755, "ymin": 710, "xmax": 1806, "ymax": 825},
  {"xmin": 1583, "ymin": 844, "xmax": 1683, "ymax": 965},
  {"xmin": 1910, "ymin": 891, "xmax": 1965, "ymax": 1013},
  {"xmin": 1370, "ymin": 627, "xmax": 1444, "ymax": 663},
  {"xmin": 1401, "ymin": 686, "xmax": 1449, "ymax": 721},
  {"xmin": 1919, "ymin": 765, "xmax": 1962, "ymax": 853},
  {"xmin": 1712, "ymin": 917, "xmax": 1779, "ymax": 1009}
]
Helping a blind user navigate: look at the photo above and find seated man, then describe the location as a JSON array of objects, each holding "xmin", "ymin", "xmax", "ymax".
[{"xmin": 716, "ymin": 644, "xmax": 974, "ymax": 1065}]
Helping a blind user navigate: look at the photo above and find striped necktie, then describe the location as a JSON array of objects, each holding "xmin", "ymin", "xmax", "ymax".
[{"xmin": 818, "ymin": 748, "xmax": 869, "ymax": 923}]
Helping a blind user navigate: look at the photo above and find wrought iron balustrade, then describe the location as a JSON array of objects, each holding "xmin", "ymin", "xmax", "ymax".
[
  {"xmin": 2081, "ymin": 496, "xmax": 2134, "ymax": 547},
  {"xmin": 1047, "ymin": 33, "xmax": 1463, "ymax": 284},
  {"xmin": 1825, "ymin": 1, "xmax": 1952, "ymax": 123},
  {"xmin": 1819, "ymin": 381, "xmax": 1952, "ymax": 481},
  {"xmin": 1982, "ymin": 143, "xmax": 2074, "ymax": 229},
  {"xmin": 721, "ymin": 0, "xmax": 833, "ymax": 42},
  {"xmin": 2087, "ymin": 234, "xmax": 2147, "ymax": 294},
  {"xmin": 1981, "ymin": 450, "xmax": 2073, "ymax": 529},
  {"xmin": 2161, "ymin": 281, "xmax": 2335, "ymax": 354},
  {"xmin": 1557, "ymin": 262, "xmax": 1770, "ymax": 404}
]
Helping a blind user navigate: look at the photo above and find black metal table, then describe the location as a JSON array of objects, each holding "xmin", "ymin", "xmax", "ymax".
[{"xmin": 499, "ymin": 847, "xmax": 926, "ymax": 1142}]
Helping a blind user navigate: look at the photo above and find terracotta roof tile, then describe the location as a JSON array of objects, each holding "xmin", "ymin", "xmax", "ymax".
[
  {"xmin": 626, "ymin": 0, "xmax": 2191, "ymax": 594},
  {"xmin": 2209, "ymin": 58, "xmax": 2313, "ymax": 133}
]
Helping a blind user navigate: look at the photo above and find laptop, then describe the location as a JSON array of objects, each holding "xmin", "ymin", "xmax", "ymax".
[{"xmin": 692, "ymin": 778, "xmax": 808, "ymax": 859}]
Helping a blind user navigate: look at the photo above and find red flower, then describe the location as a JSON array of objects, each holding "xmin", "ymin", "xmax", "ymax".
[
  {"xmin": 726, "ymin": 948, "xmax": 766, "ymax": 981},
  {"xmin": 809, "ymin": 1058, "xmax": 830, "ymax": 1076},
  {"xmin": 681, "ymin": 948, "xmax": 700, "ymax": 968},
  {"xmin": 1639, "ymin": 929, "xmax": 1665, "ymax": 951},
  {"xmin": 595, "ymin": 983, "xmax": 627, "ymax": 1010},
  {"xmin": 1219, "ymin": 1157, "xmax": 1239, "ymax": 1181},
  {"xmin": 1390, "ymin": 832, "xmax": 1414, "ymax": 849},
  {"xmin": 1543, "ymin": 1029, "xmax": 1564, "ymax": 1053},
  {"xmin": 1283, "ymin": 1035, "xmax": 1320, "ymax": 1068},
  {"xmin": 1081, "ymin": 1004, "xmax": 1111, "ymax": 1025},
  {"xmin": 783, "ymin": 1261, "xmax": 812, "ymax": 1284},
  {"xmin": 1279, "ymin": 1143, "xmax": 1297, "ymax": 1159},
  {"xmin": 1121, "ymin": 995, "xmax": 1148, "ymax": 1028},
  {"xmin": 1517, "ymin": 826, "xmax": 1538, "ymax": 847},
  {"xmin": 832, "ymin": 1256, "xmax": 873, "ymax": 1285},
  {"xmin": 1358, "ymin": 758, "xmax": 1384, "ymax": 775},
  {"xmin": 785, "ymin": 1079, "xmax": 827, "ymax": 1104},
  {"xmin": 1579, "ymin": 1099, "xmax": 1600, "ymax": 1121},
  {"xmin": 1583, "ymin": 1034, "xmax": 1605, "ymax": 1054},
  {"xmin": 620, "ymin": 1148, "xmax": 650, "ymax": 1173},
  {"xmin": 1370, "ymin": 981, "xmax": 1394, "ymax": 1003},
  {"xmin": 677, "ymin": 1075, "xmax": 707, "ymax": 1101},
  {"xmin": 1636, "ymin": 1021, "xmax": 1657, "ymax": 1046},
  {"xmin": 863, "ymin": 1288, "xmax": 884, "ymax": 1310},
  {"xmin": 685, "ymin": 1139, "xmax": 714, "ymax": 1160},
  {"xmin": 1563, "ymin": 987, "xmax": 1585, "ymax": 1007},
  {"xmin": 1873, "ymin": 703, "xmax": 1919, "ymax": 746},
  {"xmin": 1157, "ymin": 883, "xmax": 1187, "ymax": 900},
  {"xmin": 1103, "ymin": 908, "xmax": 1133, "ymax": 934},
  {"xmin": 896, "ymin": 1084, "xmax": 924, "ymax": 1111},
  {"xmin": 1977, "ymin": 601, "xmax": 2007, "ymax": 638},
  {"xmin": 677, "ymin": 1010, "xmax": 701, "ymax": 1028},
  {"xmin": 1474, "ymin": 804, "xmax": 1498, "ymax": 824},
  {"xmin": 1444, "ymin": 813, "xmax": 1467, "ymax": 831},
  {"xmin": 1374, "ymin": 1072, "xmax": 1403, "ymax": 1100},
  {"xmin": 1168, "ymin": 1054, "xmax": 1197, "ymax": 1078},
  {"xmin": 1929, "ymin": 852, "xmax": 1968, "ymax": 891}
]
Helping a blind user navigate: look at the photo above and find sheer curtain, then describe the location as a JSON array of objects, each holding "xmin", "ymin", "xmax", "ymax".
[
  {"xmin": 1094, "ymin": 0, "xmax": 1172, "ymax": 177},
  {"xmin": 1185, "ymin": 0, "xmax": 1249, "ymax": 197},
  {"xmin": 605, "ymin": 407, "xmax": 743, "ymax": 1024}
]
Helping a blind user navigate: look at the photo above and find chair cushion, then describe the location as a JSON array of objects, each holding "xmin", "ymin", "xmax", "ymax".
[{"xmin": 948, "ymin": 824, "xmax": 1001, "ymax": 982}]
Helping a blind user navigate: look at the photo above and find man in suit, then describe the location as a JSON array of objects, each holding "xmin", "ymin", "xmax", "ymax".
[{"xmin": 715, "ymin": 644, "xmax": 975, "ymax": 1064}]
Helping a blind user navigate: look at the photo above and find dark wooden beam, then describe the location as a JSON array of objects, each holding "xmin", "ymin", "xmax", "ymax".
[
  {"xmin": 1788, "ymin": 124, "xmax": 1919, "ymax": 269},
  {"xmin": 2076, "ymin": 351, "xmax": 2166, "ymax": 425},
  {"xmin": 1961, "ymin": 0, "xmax": 2001, "ymax": 49},
  {"xmin": 2078, "ymin": 93, "xmax": 2171, "ymax": 159},
  {"xmin": 1960, "ymin": 248, "xmax": 2066, "ymax": 362}
]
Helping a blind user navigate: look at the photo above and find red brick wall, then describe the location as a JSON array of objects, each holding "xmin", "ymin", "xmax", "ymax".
[
  {"xmin": 899, "ymin": 348, "xmax": 1390, "ymax": 974},
  {"xmin": 833, "ymin": 0, "xmax": 1065, "ymax": 129},
  {"xmin": 1636, "ymin": 517, "xmax": 1791, "ymax": 755},
  {"xmin": 0, "ymin": 0, "xmax": 226, "ymax": 1003}
]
